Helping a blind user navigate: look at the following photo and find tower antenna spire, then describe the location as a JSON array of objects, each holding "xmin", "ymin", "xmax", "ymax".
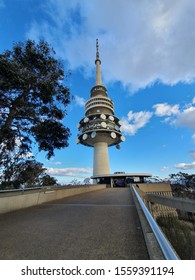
[
  {"xmin": 95, "ymin": 38, "xmax": 102, "ymax": 85},
  {"xmin": 96, "ymin": 38, "xmax": 100, "ymax": 61}
]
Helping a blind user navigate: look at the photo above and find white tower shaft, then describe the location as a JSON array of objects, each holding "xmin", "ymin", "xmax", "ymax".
[
  {"xmin": 93, "ymin": 142, "xmax": 110, "ymax": 176},
  {"xmin": 96, "ymin": 60, "xmax": 102, "ymax": 85}
]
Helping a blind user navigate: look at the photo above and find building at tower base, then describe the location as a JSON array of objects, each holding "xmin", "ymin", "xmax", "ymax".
[{"xmin": 92, "ymin": 172, "xmax": 152, "ymax": 188}]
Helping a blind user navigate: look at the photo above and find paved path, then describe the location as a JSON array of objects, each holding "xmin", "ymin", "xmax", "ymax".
[{"xmin": 0, "ymin": 188, "xmax": 149, "ymax": 260}]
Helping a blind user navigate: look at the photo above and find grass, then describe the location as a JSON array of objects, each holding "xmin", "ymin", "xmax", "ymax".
[{"xmin": 156, "ymin": 215, "xmax": 193, "ymax": 260}]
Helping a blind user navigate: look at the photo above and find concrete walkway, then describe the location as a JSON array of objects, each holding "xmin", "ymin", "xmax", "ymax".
[{"xmin": 0, "ymin": 188, "xmax": 149, "ymax": 260}]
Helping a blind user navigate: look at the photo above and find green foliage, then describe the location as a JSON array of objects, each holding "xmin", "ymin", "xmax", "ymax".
[
  {"xmin": 169, "ymin": 172, "xmax": 195, "ymax": 188},
  {"xmin": 157, "ymin": 216, "xmax": 193, "ymax": 259},
  {"xmin": 40, "ymin": 174, "xmax": 58, "ymax": 186},
  {"xmin": 0, "ymin": 39, "xmax": 71, "ymax": 158},
  {"xmin": 0, "ymin": 39, "xmax": 71, "ymax": 184},
  {"xmin": 169, "ymin": 172, "xmax": 195, "ymax": 199},
  {"xmin": 0, "ymin": 159, "xmax": 57, "ymax": 189}
]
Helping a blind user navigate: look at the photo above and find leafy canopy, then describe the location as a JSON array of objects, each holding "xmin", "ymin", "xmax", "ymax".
[
  {"xmin": 0, "ymin": 39, "xmax": 71, "ymax": 164},
  {"xmin": 0, "ymin": 159, "xmax": 58, "ymax": 189}
]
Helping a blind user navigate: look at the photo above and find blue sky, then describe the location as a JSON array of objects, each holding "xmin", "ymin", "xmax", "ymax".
[{"xmin": 1, "ymin": 0, "xmax": 195, "ymax": 183}]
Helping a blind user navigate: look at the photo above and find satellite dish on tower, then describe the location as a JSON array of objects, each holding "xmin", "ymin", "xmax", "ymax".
[
  {"xmin": 76, "ymin": 138, "xmax": 80, "ymax": 144},
  {"xmin": 101, "ymin": 122, "xmax": 107, "ymax": 128},
  {"xmin": 100, "ymin": 114, "xmax": 106, "ymax": 120},
  {"xmin": 111, "ymin": 132, "xmax": 116, "ymax": 139},
  {"xmin": 84, "ymin": 117, "xmax": 89, "ymax": 123},
  {"xmin": 118, "ymin": 120, "xmax": 122, "ymax": 126},
  {"xmin": 120, "ymin": 135, "xmax": 125, "ymax": 142},
  {"xmin": 82, "ymin": 134, "xmax": 88, "ymax": 140},
  {"xmin": 91, "ymin": 132, "xmax": 96, "ymax": 138},
  {"xmin": 109, "ymin": 116, "xmax": 114, "ymax": 121}
]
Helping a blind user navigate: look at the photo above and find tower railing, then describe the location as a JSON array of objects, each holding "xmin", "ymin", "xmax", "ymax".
[{"xmin": 131, "ymin": 185, "xmax": 180, "ymax": 260}]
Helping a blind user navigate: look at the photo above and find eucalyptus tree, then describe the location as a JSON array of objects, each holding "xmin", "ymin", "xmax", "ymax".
[{"xmin": 0, "ymin": 40, "xmax": 71, "ymax": 185}]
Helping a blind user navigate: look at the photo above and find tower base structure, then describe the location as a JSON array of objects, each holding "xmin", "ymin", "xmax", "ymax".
[
  {"xmin": 93, "ymin": 142, "xmax": 110, "ymax": 176},
  {"xmin": 91, "ymin": 173, "xmax": 152, "ymax": 187}
]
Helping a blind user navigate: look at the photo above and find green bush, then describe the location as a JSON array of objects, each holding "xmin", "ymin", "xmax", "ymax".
[{"xmin": 156, "ymin": 216, "xmax": 192, "ymax": 259}]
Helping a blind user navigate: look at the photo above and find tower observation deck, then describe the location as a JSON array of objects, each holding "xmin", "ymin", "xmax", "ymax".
[{"xmin": 76, "ymin": 39, "xmax": 125, "ymax": 176}]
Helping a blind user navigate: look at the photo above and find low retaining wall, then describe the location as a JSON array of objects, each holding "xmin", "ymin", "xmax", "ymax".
[
  {"xmin": 0, "ymin": 184, "xmax": 106, "ymax": 214},
  {"xmin": 137, "ymin": 183, "xmax": 172, "ymax": 193},
  {"xmin": 147, "ymin": 193, "xmax": 195, "ymax": 213}
]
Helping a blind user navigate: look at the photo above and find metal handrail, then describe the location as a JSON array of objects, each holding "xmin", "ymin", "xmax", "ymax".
[
  {"xmin": 132, "ymin": 185, "xmax": 180, "ymax": 260},
  {"xmin": 0, "ymin": 187, "xmax": 42, "ymax": 193}
]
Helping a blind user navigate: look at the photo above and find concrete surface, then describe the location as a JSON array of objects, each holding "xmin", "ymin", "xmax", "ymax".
[
  {"xmin": 0, "ymin": 184, "xmax": 106, "ymax": 214},
  {"xmin": 0, "ymin": 188, "xmax": 149, "ymax": 260}
]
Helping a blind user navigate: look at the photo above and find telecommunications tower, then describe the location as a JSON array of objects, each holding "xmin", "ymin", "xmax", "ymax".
[{"xmin": 76, "ymin": 39, "xmax": 125, "ymax": 176}]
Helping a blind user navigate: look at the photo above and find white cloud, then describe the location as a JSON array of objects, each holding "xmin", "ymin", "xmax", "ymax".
[
  {"xmin": 153, "ymin": 103, "xmax": 179, "ymax": 117},
  {"xmin": 121, "ymin": 100, "xmax": 195, "ymax": 138},
  {"xmin": 54, "ymin": 161, "xmax": 62, "ymax": 165},
  {"xmin": 74, "ymin": 95, "xmax": 86, "ymax": 107},
  {"xmin": 175, "ymin": 162, "xmax": 195, "ymax": 170},
  {"xmin": 174, "ymin": 106, "xmax": 195, "ymax": 131},
  {"xmin": 161, "ymin": 166, "xmax": 170, "ymax": 172},
  {"xmin": 26, "ymin": 0, "xmax": 195, "ymax": 91},
  {"xmin": 46, "ymin": 158, "xmax": 62, "ymax": 165},
  {"xmin": 46, "ymin": 167, "xmax": 93, "ymax": 177},
  {"xmin": 121, "ymin": 110, "xmax": 153, "ymax": 136},
  {"xmin": 189, "ymin": 150, "xmax": 195, "ymax": 160},
  {"xmin": 152, "ymin": 100, "xmax": 195, "ymax": 138}
]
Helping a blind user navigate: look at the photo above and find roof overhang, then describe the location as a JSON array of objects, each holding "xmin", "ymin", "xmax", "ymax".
[{"xmin": 91, "ymin": 173, "xmax": 152, "ymax": 179}]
